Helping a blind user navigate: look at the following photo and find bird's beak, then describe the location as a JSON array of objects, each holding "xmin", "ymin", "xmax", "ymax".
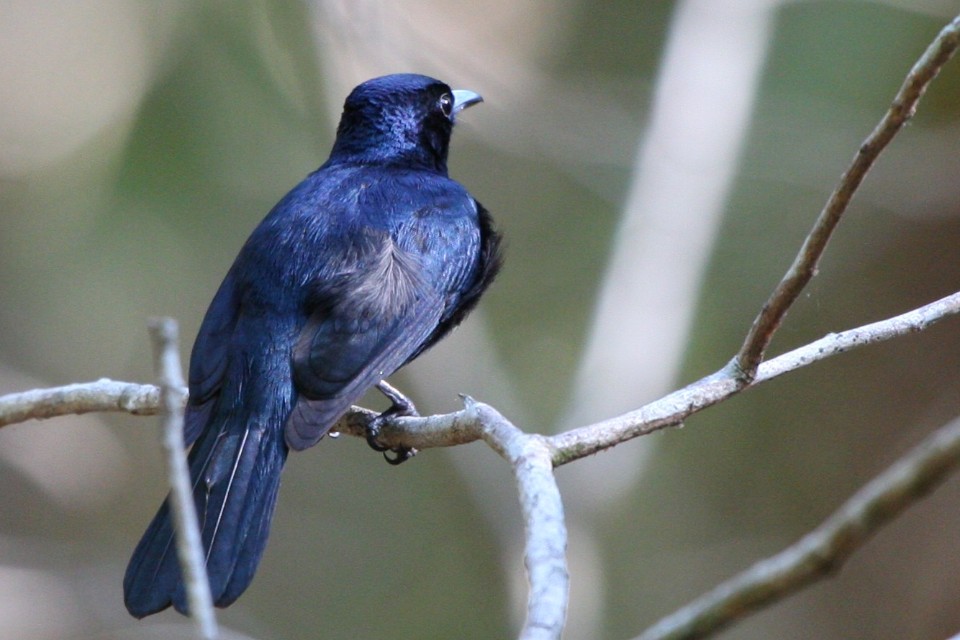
[{"xmin": 452, "ymin": 89, "xmax": 483, "ymax": 113}]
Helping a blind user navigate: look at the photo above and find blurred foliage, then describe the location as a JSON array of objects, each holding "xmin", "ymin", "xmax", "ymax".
[{"xmin": 1, "ymin": 1, "xmax": 960, "ymax": 639}]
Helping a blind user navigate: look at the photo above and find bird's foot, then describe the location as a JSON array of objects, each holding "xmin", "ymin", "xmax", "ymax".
[
  {"xmin": 376, "ymin": 380, "xmax": 418, "ymax": 417},
  {"xmin": 365, "ymin": 381, "xmax": 419, "ymax": 465}
]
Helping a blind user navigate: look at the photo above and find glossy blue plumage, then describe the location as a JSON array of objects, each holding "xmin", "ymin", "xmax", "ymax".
[{"xmin": 123, "ymin": 74, "xmax": 502, "ymax": 617}]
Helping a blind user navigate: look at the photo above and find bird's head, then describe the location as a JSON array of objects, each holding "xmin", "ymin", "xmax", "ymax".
[{"xmin": 329, "ymin": 73, "xmax": 482, "ymax": 174}]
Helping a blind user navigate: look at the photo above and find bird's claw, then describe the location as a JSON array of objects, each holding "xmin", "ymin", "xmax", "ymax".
[
  {"xmin": 365, "ymin": 381, "xmax": 420, "ymax": 465},
  {"xmin": 383, "ymin": 445, "xmax": 417, "ymax": 465},
  {"xmin": 365, "ymin": 418, "xmax": 418, "ymax": 465},
  {"xmin": 365, "ymin": 422, "xmax": 390, "ymax": 453}
]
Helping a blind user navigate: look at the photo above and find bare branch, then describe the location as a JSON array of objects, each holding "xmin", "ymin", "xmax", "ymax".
[
  {"xmin": 148, "ymin": 318, "xmax": 218, "ymax": 640},
  {"xmin": 470, "ymin": 400, "xmax": 568, "ymax": 640},
  {"xmin": 633, "ymin": 413, "xmax": 960, "ymax": 640},
  {"xmin": 0, "ymin": 379, "xmax": 159, "ymax": 427},
  {"xmin": 734, "ymin": 14, "xmax": 960, "ymax": 378},
  {"xmin": 548, "ymin": 290, "xmax": 960, "ymax": 465}
]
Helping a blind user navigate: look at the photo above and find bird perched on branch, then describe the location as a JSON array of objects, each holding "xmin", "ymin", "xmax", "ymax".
[{"xmin": 124, "ymin": 73, "xmax": 502, "ymax": 617}]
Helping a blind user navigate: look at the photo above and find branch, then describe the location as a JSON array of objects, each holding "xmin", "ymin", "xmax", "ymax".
[
  {"xmin": 734, "ymin": 14, "xmax": 960, "ymax": 379},
  {"xmin": 471, "ymin": 401, "xmax": 569, "ymax": 640},
  {"xmin": 633, "ymin": 413, "xmax": 960, "ymax": 640},
  {"xmin": 548, "ymin": 290, "xmax": 960, "ymax": 465},
  {"xmin": 0, "ymin": 379, "xmax": 159, "ymax": 427},
  {"xmin": 148, "ymin": 318, "xmax": 218, "ymax": 640}
]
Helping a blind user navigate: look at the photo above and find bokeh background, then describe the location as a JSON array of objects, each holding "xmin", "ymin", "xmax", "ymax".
[{"xmin": 2, "ymin": 1, "xmax": 960, "ymax": 638}]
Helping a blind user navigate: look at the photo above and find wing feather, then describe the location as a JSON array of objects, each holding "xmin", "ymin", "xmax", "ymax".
[{"xmin": 284, "ymin": 231, "xmax": 444, "ymax": 450}]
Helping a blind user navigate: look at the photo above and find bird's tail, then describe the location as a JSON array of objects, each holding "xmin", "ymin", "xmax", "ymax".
[{"xmin": 123, "ymin": 399, "xmax": 289, "ymax": 617}]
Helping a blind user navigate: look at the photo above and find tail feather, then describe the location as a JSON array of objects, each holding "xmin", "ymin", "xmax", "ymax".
[
  {"xmin": 123, "ymin": 403, "xmax": 288, "ymax": 618},
  {"xmin": 211, "ymin": 428, "xmax": 288, "ymax": 606}
]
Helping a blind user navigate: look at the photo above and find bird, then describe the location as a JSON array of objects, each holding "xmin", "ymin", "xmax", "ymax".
[{"xmin": 123, "ymin": 73, "xmax": 503, "ymax": 618}]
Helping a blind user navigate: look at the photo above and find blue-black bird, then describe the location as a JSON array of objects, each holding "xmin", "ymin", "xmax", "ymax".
[{"xmin": 123, "ymin": 73, "xmax": 502, "ymax": 617}]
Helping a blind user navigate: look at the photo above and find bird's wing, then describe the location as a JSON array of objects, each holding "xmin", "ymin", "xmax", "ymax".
[
  {"xmin": 403, "ymin": 200, "xmax": 502, "ymax": 362},
  {"xmin": 183, "ymin": 269, "xmax": 242, "ymax": 446},
  {"xmin": 284, "ymin": 228, "xmax": 445, "ymax": 450}
]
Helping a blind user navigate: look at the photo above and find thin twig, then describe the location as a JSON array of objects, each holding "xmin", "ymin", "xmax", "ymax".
[
  {"xmin": 148, "ymin": 318, "xmax": 218, "ymax": 640},
  {"xmin": 0, "ymin": 379, "xmax": 159, "ymax": 427},
  {"xmin": 548, "ymin": 290, "xmax": 960, "ymax": 465},
  {"xmin": 634, "ymin": 414, "xmax": 960, "ymax": 640},
  {"xmin": 734, "ymin": 14, "xmax": 960, "ymax": 379}
]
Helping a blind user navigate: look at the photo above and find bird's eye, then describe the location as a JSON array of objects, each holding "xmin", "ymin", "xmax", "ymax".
[{"xmin": 438, "ymin": 93, "xmax": 454, "ymax": 117}]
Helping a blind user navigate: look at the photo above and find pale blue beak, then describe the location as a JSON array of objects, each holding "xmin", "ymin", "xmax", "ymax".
[{"xmin": 452, "ymin": 89, "xmax": 483, "ymax": 113}]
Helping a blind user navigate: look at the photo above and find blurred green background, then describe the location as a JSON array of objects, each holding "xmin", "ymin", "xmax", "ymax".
[{"xmin": 2, "ymin": 1, "xmax": 960, "ymax": 638}]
